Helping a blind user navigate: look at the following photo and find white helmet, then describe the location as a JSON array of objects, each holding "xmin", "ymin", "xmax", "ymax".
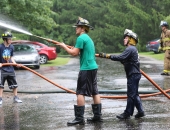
[
  {"xmin": 160, "ymin": 21, "xmax": 168, "ymax": 27},
  {"xmin": 124, "ymin": 29, "xmax": 138, "ymax": 43}
]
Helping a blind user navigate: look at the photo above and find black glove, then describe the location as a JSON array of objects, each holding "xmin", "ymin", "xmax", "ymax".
[
  {"xmin": 99, "ymin": 52, "xmax": 111, "ymax": 59},
  {"xmin": 160, "ymin": 38, "xmax": 163, "ymax": 48}
]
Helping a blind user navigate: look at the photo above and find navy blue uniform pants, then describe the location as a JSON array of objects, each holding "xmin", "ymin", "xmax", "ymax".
[{"xmin": 124, "ymin": 73, "xmax": 144, "ymax": 116}]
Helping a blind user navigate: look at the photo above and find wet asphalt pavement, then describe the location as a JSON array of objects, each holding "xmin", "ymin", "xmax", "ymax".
[{"xmin": 1, "ymin": 56, "xmax": 170, "ymax": 130}]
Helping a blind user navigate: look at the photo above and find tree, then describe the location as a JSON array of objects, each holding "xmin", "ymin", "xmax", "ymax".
[
  {"xmin": 0, "ymin": 0, "xmax": 169, "ymax": 53},
  {"xmin": 0, "ymin": 0, "xmax": 57, "ymax": 39}
]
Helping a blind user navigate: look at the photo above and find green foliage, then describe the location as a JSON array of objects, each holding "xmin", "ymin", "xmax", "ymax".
[
  {"xmin": 165, "ymin": 15, "xmax": 170, "ymax": 25},
  {"xmin": 0, "ymin": 0, "xmax": 170, "ymax": 54},
  {"xmin": 139, "ymin": 52, "xmax": 164, "ymax": 61}
]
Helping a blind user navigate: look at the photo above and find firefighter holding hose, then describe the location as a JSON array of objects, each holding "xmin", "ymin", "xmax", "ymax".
[
  {"xmin": 58, "ymin": 17, "xmax": 102, "ymax": 125},
  {"xmin": 99, "ymin": 29, "xmax": 145, "ymax": 119},
  {"xmin": 0, "ymin": 31, "xmax": 22, "ymax": 105},
  {"xmin": 159, "ymin": 21, "xmax": 170, "ymax": 76}
]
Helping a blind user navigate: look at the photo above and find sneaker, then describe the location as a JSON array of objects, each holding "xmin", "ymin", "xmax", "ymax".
[
  {"xmin": 116, "ymin": 112, "xmax": 130, "ymax": 119},
  {"xmin": 161, "ymin": 72, "xmax": 169, "ymax": 76},
  {"xmin": 0, "ymin": 98, "xmax": 2, "ymax": 105},
  {"xmin": 13, "ymin": 96, "xmax": 22, "ymax": 103},
  {"xmin": 135, "ymin": 112, "xmax": 145, "ymax": 118}
]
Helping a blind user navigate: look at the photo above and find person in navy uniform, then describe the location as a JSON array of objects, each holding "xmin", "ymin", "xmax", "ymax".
[{"xmin": 99, "ymin": 29, "xmax": 145, "ymax": 119}]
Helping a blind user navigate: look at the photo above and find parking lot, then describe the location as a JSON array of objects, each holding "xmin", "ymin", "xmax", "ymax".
[{"xmin": 1, "ymin": 56, "xmax": 170, "ymax": 130}]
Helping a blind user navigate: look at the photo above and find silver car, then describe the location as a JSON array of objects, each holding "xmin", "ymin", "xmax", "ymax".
[{"xmin": 13, "ymin": 43, "xmax": 40, "ymax": 69}]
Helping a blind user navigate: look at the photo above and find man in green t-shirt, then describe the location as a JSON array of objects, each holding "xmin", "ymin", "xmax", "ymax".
[{"xmin": 58, "ymin": 17, "xmax": 102, "ymax": 126}]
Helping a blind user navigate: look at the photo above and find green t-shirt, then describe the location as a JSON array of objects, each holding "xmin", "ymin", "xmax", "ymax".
[{"xmin": 75, "ymin": 33, "xmax": 98, "ymax": 70}]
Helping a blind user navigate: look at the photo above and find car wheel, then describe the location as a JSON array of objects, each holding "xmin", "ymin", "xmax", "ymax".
[
  {"xmin": 154, "ymin": 51, "xmax": 158, "ymax": 54},
  {"xmin": 40, "ymin": 55, "xmax": 48, "ymax": 64},
  {"xmin": 34, "ymin": 65, "xmax": 40, "ymax": 69}
]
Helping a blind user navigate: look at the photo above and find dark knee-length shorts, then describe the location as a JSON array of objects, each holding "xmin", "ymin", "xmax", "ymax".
[
  {"xmin": 76, "ymin": 69, "xmax": 99, "ymax": 96},
  {"xmin": 0, "ymin": 70, "xmax": 18, "ymax": 89}
]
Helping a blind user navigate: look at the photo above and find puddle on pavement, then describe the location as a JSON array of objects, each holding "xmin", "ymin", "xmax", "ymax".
[{"xmin": 1, "ymin": 57, "xmax": 170, "ymax": 130}]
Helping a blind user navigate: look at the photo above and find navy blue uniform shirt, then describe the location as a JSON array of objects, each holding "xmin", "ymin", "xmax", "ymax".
[{"xmin": 110, "ymin": 45, "xmax": 141, "ymax": 77}]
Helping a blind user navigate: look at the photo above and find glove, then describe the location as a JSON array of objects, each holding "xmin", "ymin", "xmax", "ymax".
[
  {"xmin": 158, "ymin": 46, "xmax": 163, "ymax": 52},
  {"xmin": 99, "ymin": 52, "xmax": 111, "ymax": 59},
  {"xmin": 160, "ymin": 38, "xmax": 163, "ymax": 48}
]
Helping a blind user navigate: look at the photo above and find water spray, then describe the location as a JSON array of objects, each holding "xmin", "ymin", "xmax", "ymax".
[
  {"xmin": 0, "ymin": 21, "xmax": 73, "ymax": 48},
  {"xmin": 0, "ymin": 21, "xmax": 32, "ymax": 35}
]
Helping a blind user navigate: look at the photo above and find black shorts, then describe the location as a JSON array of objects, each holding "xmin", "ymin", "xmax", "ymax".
[
  {"xmin": 0, "ymin": 70, "xmax": 18, "ymax": 89},
  {"xmin": 76, "ymin": 69, "xmax": 99, "ymax": 96}
]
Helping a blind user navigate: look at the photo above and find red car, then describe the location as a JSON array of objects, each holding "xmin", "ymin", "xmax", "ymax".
[{"xmin": 12, "ymin": 40, "xmax": 57, "ymax": 64}]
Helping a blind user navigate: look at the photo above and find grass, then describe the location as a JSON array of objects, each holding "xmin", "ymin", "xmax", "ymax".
[
  {"xmin": 111, "ymin": 51, "xmax": 164, "ymax": 61},
  {"xmin": 139, "ymin": 52, "xmax": 164, "ymax": 61},
  {"xmin": 41, "ymin": 52, "xmax": 164, "ymax": 67},
  {"xmin": 41, "ymin": 56, "xmax": 70, "ymax": 66}
]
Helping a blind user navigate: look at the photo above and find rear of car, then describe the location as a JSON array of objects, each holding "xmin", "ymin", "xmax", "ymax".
[
  {"xmin": 13, "ymin": 43, "xmax": 40, "ymax": 69},
  {"xmin": 146, "ymin": 38, "xmax": 162, "ymax": 54},
  {"xmin": 31, "ymin": 42, "xmax": 57, "ymax": 64},
  {"xmin": 11, "ymin": 40, "xmax": 57, "ymax": 64}
]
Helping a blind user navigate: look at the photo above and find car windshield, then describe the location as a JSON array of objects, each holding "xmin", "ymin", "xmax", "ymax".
[{"xmin": 14, "ymin": 44, "xmax": 36, "ymax": 52}]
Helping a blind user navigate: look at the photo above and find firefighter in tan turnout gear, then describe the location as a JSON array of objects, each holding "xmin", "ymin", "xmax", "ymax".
[{"xmin": 160, "ymin": 21, "xmax": 170, "ymax": 76}]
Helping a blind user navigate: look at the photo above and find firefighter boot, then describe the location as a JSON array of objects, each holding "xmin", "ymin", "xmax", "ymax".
[
  {"xmin": 134, "ymin": 96, "xmax": 145, "ymax": 118},
  {"xmin": 161, "ymin": 72, "xmax": 169, "ymax": 76},
  {"xmin": 135, "ymin": 112, "xmax": 145, "ymax": 118},
  {"xmin": 87, "ymin": 104, "xmax": 103, "ymax": 122},
  {"xmin": 67, "ymin": 105, "xmax": 85, "ymax": 126},
  {"xmin": 116, "ymin": 112, "xmax": 130, "ymax": 119},
  {"xmin": 116, "ymin": 97, "xmax": 132, "ymax": 119}
]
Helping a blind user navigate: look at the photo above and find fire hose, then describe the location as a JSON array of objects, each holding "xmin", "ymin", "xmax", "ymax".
[
  {"xmin": 29, "ymin": 35, "xmax": 170, "ymax": 99},
  {"xmin": 0, "ymin": 22, "xmax": 169, "ymax": 99},
  {"xmin": 2, "ymin": 63, "xmax": 170, "ymax": 99}
]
